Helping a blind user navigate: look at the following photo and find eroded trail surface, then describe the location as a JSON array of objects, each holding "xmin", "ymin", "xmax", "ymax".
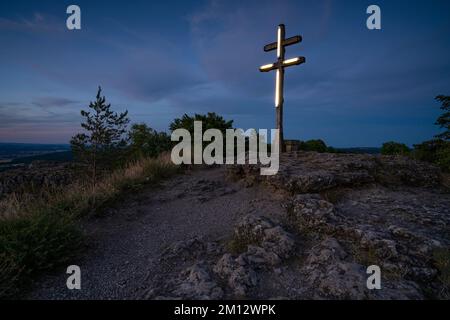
[
  {"xmin": 28, "ymin": 166, "xmax": 287, "ymax": 299},
  {"xmin": 29, "ymin": 153, "xmax": 450, "ymax": 299}
]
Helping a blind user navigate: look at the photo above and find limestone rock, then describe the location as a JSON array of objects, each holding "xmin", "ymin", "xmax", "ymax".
[
  {"xmin": 171, "ymin": 263, "xmax": 224, "ymax": 300},
  {"xmin": 227, "ymin": 151, "xmax": 442, "ymax": 193}
]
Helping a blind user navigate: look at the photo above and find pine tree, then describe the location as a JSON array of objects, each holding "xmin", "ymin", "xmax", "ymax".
[{"xmin": 71, "ymin": 87, "xmax": 129, "ymax": 185}]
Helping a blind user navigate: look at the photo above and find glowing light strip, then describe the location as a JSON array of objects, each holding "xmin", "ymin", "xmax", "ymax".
[
  {"xmin": 277, "ymin": 26, "xmax": 282, "ymax": 58},
  {"xmin": 260, "ymin": 63, "xmax": 274, "ymax": 70},
  {"xmin": 283, "ymin": 57, "xmax": 300, "ymax": 64},
  {"xmin": 275, "ymin": 69, "xmax": 281, "ymax": 107}
]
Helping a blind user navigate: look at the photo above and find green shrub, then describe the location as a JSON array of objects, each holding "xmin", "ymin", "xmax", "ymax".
[
  {"xmin": 169, "ymin": 112, "xmax": 233, "ymax": 134},
  {"xmin": 381, "ymin": 141, "xmax": 410, "ymax": 156},
  {"xmin": 436, "ymin": 142, "xmax": 450, "ymax": 172},
  {"xmin": 413, "ymin": 139, "xmax": 442, "ymax": 163},
  {"xmin": 411, "ymin": 95, "xmax": 450, "ymax": 172},
  {"xmin": 299, "ymin": 139, "xmax": 329, "ymax": 153},
  {"xmin": 434, "ymin": 95, "xmax": 450, "ymax": 141},
  {"xmin": 413, "ymin": 139, "xmax": 450, "ymax": 172},
  {"xmin": 0, "ymin": 210, "xmax": 82, "ymax": 298},
  {"xmin": 128, "ymin": 123, "xmax": 172, "ymax": 159}
]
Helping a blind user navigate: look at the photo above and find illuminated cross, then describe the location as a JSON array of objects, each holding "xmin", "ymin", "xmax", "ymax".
[{"xmin": 259, "ymin": 24, "xmax": 305, "ymax": 152}]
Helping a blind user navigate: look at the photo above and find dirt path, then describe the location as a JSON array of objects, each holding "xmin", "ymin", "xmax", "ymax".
[
  {"xmin": 27, "ymin": 153, "xmax": 450, "ymax": 300},
  {"xmin": 28, "ymin": 167, "xmax": 286, "ymax": 299}
]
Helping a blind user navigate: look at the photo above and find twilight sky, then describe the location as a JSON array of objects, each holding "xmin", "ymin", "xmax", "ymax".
[{"xmin": 0, "ymin": 0, "xmax": 449, "ymax": 147}]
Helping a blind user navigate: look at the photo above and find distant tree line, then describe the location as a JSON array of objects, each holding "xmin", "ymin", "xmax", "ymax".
[
  {"xmin": 380, "ymin": 95, "xmax": 450, "ymax": 172},
  {"xmin": 70, "ymin": 88, "xmax": 238, "ymax": 185},
  {"xmin": 296, "ymin": 139, "xmax": 336, "ymax": 153},
  {"xmin": 71, "ymin": 88, "xmax": 450, "ymax": 186}
]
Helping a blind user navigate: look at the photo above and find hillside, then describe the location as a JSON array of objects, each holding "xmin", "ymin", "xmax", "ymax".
[
  {"xmin": 27, "ymin": 152, "xmax": 450, "ymax": 300},
  {"xmin": 0, "ymin": 161, "xmax": 75, "ymax": 198}
]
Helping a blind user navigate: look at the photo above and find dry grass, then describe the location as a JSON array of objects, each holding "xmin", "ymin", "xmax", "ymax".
[
  {"xmin": 0, "ymin": 153, "xmax": 177, "ymax": 221},
  {"xmin": 0, "ymin": 153, "xmax": 179, "ymax": 298},
  {"xmin": 442, "ymin": 173, "xmax": 450, "ymax": 190},
  {"xmin": 433, "ymin": 247, "xmax": 450, "ymax": 298}
]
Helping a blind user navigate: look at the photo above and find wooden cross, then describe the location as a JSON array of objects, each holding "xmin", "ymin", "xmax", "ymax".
[{"xmin": 259, "ymin": 24, "xmax": 305, "ymax": 151}]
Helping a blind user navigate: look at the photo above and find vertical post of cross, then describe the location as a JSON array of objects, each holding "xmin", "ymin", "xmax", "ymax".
[{"xmin": 276, "ymin": 24, "xmax": 285, "ymax": 152}]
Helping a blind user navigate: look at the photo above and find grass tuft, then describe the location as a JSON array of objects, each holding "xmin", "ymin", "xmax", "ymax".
[{"xmin": 433, "ymin": 247, "xmax": 450, "ymax": 298}]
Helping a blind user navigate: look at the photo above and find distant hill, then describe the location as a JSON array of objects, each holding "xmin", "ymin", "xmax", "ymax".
[
  {"xmin": 0, "ymin": 143, "xmax": 72, "ymax": 172},
  {"xmin": 10, "ymin": 151, "xmax": 73, "ymax": 164},
  {"xmin": 0, "ymin": 151, "xmax": 73, "ymax": 172},
  {"xmin": 0, "ymin": 142, "xmax": 71, "ymax": 161}
]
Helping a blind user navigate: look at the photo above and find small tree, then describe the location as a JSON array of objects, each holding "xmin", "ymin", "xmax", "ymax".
[
  {"xmin": 169, "ymin": 112, "xmax": 233, "ymax": 134},
  {"xmin": 128, "ymin": 123, "xmax": 171, "ymax": 159},
  {"xmin": 71, "ymin": 87, "xmax": 129, "ymax": 185},
  {"xmin": 381, "ymin": 141, "xmax": 410, "ymax": 156},
  {"xmin": 435, "ymin": 95, "xmax": 450, "ymax": 141},
  {"xmin": 170, "ymin": 112, "xmax": 233, "ymax": 153}
]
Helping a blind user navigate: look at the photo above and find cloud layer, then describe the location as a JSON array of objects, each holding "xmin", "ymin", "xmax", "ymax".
[{"xmin": 0, "ymin": 0, "xmax": 449, "ymax": 146}]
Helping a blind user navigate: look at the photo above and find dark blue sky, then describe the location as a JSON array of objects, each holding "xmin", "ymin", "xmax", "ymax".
[{"xmin": 0, "ymin": 0, "xmax": 449, "ymax": 147}]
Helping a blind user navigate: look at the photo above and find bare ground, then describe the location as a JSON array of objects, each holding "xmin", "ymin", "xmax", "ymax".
[
  {"xmin": 27, "ymin": 166, "xmax": 287, "ymax": 299},
  {"xmin": 27, "ymin": 153, "xmax": 450, "ymax": 300}
]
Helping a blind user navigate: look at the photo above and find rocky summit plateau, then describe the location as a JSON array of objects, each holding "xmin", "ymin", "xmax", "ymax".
[{"xmin": 29, "ymin": 151, "xmax": 450, "ymax": 300}]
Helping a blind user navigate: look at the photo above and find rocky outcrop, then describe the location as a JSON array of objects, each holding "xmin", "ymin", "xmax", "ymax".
[
  {"xmin": 213, "ymin": 215, "xmax": 295, "ymax": 296},
  {"xmin": 280, "ymin": 184, "xmax": 447, "ymax": 297},
  {"xmin": 146, "ymin": 216, "xmax": 297, "ymax": 299},
  {"xmin": 225, "ymin": 152, "xmax": 450, "ymax": 299},
  {"xmin": 144, "ymin": 237, "xmax": 225, "ymax": 300},
  {"xmin": 146, "ymin": 152, "xmax": 449, "ymax": 300},
  {"xmin": 302, "ymin": 237, "xmax": 423, "ymax": 299},
  {"xmin": 214, "ymin": 254, "xmax": 258, "ymax": 297},
  {"xmin": 227, "ymin": 152, "xmax": 442, "ymax": 192},
  {"xmin": 171, "ymin": 263, "xmax": 224, "ymax": 300}
]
